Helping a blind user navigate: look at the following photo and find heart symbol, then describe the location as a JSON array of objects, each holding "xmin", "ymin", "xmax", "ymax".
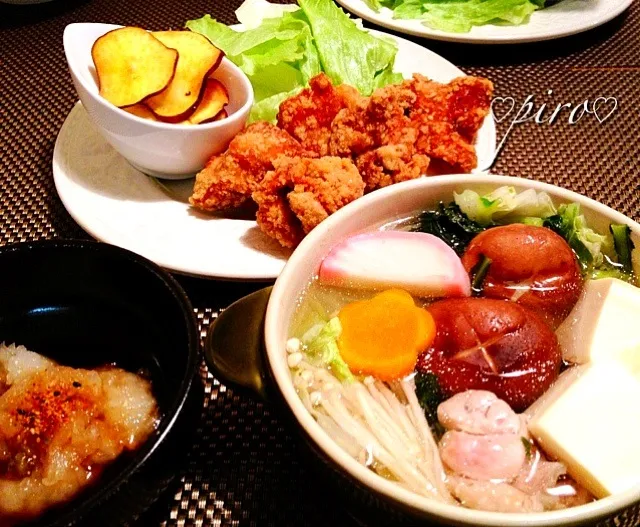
[
  {"xmin": 592, "ymin": 97, "xmax": 618, "ymax": 123},
  {"xmin": 490, "ymin": 97, "xmax": 516, "ymax": 123}
]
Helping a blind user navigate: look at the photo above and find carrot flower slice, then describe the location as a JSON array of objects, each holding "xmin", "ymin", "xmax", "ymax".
[{"xmin": 337, "ymin": 289, "xmax": 436, "ymax": 381}]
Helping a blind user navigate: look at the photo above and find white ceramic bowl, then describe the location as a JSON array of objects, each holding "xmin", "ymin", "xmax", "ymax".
[
  {"xmin": 262, "ymin": 175, "xmax": 640, "ymax": 526},
  {"xmin": 63, "ymin": 23, "xmax": 253, "ymax": 180}
]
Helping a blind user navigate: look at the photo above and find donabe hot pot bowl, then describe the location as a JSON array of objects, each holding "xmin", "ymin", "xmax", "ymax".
[{"xmin": 205, "ymin": 174, "xmax": 640, "ymax": 527}]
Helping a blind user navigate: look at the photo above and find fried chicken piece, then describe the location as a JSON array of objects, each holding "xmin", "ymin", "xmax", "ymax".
[
  {"xmin": 414, "ymin": 121, "xmax": 478, "ymax": 173},
  {"xmin": 356, "ymin": 144, "xmax": 430, "ymax": 192},
  {"xmin": 405, "ymin": 75, "xmax": 492, "ymax": 173},
  {"xmin": 190, "ymin": 121, "xmax": 307, "ymax": 212},
  {"xmin": 329, "ymin": 84, "xmax": 428, "ymax": 191},
  {"xmin": 252, "ymin": 156, "xmax": 364, "ymax": 248},
  {"xmin": 0, "ymin": 347, "xmax": 157, "ymax": 520},
  {"xmin": 329, "ymin": 83, "xmax": 417, "ymax": 158},
  {"xmin": 404, "ymin": 74, "xmax": 493, "ymax": 142},
  {"xmin": 330, "ymin": 75, "xmax": 492, "ymax": 178},
  {"xmin": 189, "ymin": 154, "xmax": 251, "ymax": 212},
  {"xmin": 277, "ymin": 73, "xmax": 363, "ymax": 157}
]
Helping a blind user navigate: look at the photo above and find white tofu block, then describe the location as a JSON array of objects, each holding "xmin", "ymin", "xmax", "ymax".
[
  {"xmin": 524, "ymin": 365, "xmax": 587, "ymax": 422},
  {"xmin": 618, "ymin": 345, "xmax": 640, "ymax": 377},
  {"xmin": 556, "ymin": 278, "xmax": 640, "ymax": 364},
  {"xmin": 528, "ymin": 361, "xmax": 640, "ymax": 499}
]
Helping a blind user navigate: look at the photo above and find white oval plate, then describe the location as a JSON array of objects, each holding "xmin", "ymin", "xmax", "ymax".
[
  {"xmin": 336, "ymin": 0, "xmax": 632, "ymax": 44},
  {"xmin": 53, "ymin": 31, "xmax": 496, "ymax": 280}
]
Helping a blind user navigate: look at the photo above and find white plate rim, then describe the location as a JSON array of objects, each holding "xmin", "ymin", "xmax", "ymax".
[
  {"xmin": 52, "ymin": 106, "xmax": 289, "ymax": 282},
  {"xmin": 335, "ymin": 0, "xmax": 633, "ymax": 44},
  {"xmin": 52, "ymin": 30, "xmax": 496, "ymax": 280}
]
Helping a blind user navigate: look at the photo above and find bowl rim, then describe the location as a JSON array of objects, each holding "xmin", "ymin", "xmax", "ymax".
[
  {"xmin": 62, "ymin": 22, "xmax": 254, "ymax": 132},
  {"xmin": 265, "ymin": 174, "xmax": 640, "ymax": 527},
  {"xmin": 0, "ymin": 238, "xmax": 200, "ymax": 524}
]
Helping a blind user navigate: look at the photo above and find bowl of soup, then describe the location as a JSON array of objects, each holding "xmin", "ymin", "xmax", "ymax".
[{"xmin": 205, "ymin": 174, "xmax": 640, "ymax": 526}]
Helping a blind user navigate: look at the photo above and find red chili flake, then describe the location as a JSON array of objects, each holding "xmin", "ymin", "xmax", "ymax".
[{"xmin": 3, "ymin": 380, "xmax": 92, "ymax": 479}]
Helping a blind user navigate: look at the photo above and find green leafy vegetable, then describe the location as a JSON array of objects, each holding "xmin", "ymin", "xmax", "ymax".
[
  {"xmin": 521, "ymin": 437, "xmax": 532, "ymax": 460},
  {"xmin": 589, "ymin": 263, "xmax": 635, "ymax": 284},
  {"xmin": 186, "ymin": 0, "xmax": 401, "ymax": 123},
  {"xmin": 414, "ymin": 372, "xmax": 445, "ymax": 439},
  {"xmin": 544, "ymin": 203, "xmax": 605, "ymax": 271},
  {"xmin": 542, "ymin": 205, "xmax": 638, "ymax": 285},
  {"xmin": 298, "ymin": 0, "xmax": 401, "ymax": 95},
  {"xmin": 412, "ymin": 202, "xmax": 486, "ymax": 256},
  {"xmin": 593, "ymin": 224, "xmax": 639, "ymax": 286},
  {"xmin": 372, "ymin": 0, "xmax": 547, "ymax": 33},
  {"xmin": 611, "ymin": 224, "xmax": 634, "ymax": 274},
  {"xmin": 454, "ymin": 186, "xmax": 556, "ymax": 227},
  {"xmin": 470, "ymin": 255, "xmax": 492, "ymax": 296},
  {"xmin": 419, "ymin": 187, "xmax": 638, "ymax": 287},
  {"xmin": 542, "ymin": 203, "xmax": 612, "ymax": 270},
  {"xmin": 520, "ymin": 217, "xmax": 545, "ymax": 227},
  {"xmin": 249, "ymin": 89, "xmax": 300, "ymax": 122},
  {"xmin": 302, "ymin": 317, "xmax": 354, "ymax": 383}
]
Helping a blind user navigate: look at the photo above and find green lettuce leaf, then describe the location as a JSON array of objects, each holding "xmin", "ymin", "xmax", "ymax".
[
  {"xmin": 298, "ymin": 0, "xmax": 401, "ymax": 95},
  {"xmin": 378, "ymin": 0, "xmax": 544, "ymax": 33},
  {"xmin": 186, "ymin": 15, "xmax": 289, "ymax": 58},
  {"xmin": 186, "ymin": 0, "xmax": 400, "ymax": 122},
  {"xmin": 363, "ymin": 0, "xmax": 382, "ymax": 10},
  {"xmin": 392, "ymin": 0, "xmax": 427, "ymax": 20},
  {"xmin": 373, "ymin": 66, "xmax": 404, "ymax": 90},
  {"xmin": 249, "ymin": 89, "xmax": 300, "ymax": 123}
]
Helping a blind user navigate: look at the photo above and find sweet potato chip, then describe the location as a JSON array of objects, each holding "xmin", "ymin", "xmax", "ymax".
[
  {"xmin": 123, "ymin": 104, "xmax": 157, "ymax": 121},
  {"xmin": 92, "ymin": 27, "xmax": 178, "ymax": 108},
  {"xmin": 213, "ymin": 109, "xmax": 228, "ymax": 122},
  {"xmin": 188, "ymin": 79, "xmax": 229, "ymax": 124},
  {"xmin": 146, "ymin": 31, "xmax": 223, "ymax": 119}
]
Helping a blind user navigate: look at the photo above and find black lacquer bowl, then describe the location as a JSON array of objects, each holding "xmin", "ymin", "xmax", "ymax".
[{"xmin": 0, "ymin": 239, "xmax": 201, "ymax": 526}]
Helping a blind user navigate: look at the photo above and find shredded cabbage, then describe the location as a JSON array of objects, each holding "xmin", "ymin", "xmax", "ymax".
[
  {"xmin": 302, "ymin": 317, "xmax": 354, "ymax": 383},
  {"xmin": 454, "ymin": 186, "xmax": 556, "ymax": 226},
  {"xmin": 546, "ymin": 203, "xmax": 612, "ymax": 269}
]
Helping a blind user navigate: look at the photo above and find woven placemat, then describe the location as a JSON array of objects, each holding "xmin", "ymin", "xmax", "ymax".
[{"xmin": 1, "ymin": 0, "xmax": 639, "ymax": 525}]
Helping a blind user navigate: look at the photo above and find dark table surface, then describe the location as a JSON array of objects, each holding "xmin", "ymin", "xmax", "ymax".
[{"xmin": 1, "ymin": 0, "xmax": 639, "ymax": 525}]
